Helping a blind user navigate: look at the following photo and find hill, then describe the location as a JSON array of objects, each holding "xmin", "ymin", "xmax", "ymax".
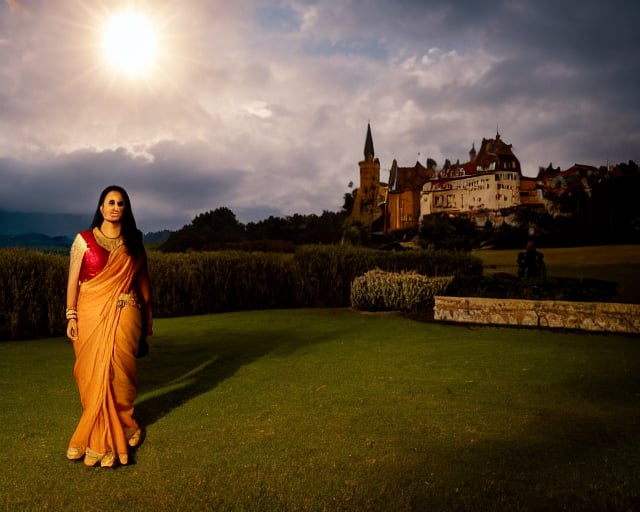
[
  {"xmin": 0, "ymin": 210, "xmax": 89, "ymax": 237},
  {"xmin": 0, "ymin": 210, "xmax": 171, "ymax": 249}
]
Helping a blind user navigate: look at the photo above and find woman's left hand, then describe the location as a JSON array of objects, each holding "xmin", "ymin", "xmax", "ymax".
[{"xmin": 67, "ymin": 318, "xmax": 78, "ymax": 341}]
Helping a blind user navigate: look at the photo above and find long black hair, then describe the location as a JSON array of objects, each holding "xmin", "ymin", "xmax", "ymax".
[{"xmin": 90, "ymin": 185, "xmax": 145, "ymax": 260}]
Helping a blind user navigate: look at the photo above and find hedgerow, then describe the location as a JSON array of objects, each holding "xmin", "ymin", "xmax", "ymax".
[
  {"xmin": 0, "ymin": 246, "xmax": 482, "ymax": 340},
  {"xmin": 0, "ymin": 249, "xmax": 67, "ymax": 340}
]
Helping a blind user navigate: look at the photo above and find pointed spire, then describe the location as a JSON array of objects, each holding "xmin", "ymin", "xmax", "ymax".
[
  {"xmin": 364, "ymin": 122, "xmax": 375, "ymax": 160},
  {"xmin": 390, "ymin": 159, "xmax": 398, "ymax": 190}
]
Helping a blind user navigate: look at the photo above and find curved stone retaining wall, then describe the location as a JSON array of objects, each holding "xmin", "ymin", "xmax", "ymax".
[{"xmin": 433, "ymin": 296, "xmax": 640, "ymax": 334}]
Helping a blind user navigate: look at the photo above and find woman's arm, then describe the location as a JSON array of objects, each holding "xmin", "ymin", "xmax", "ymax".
[{"xmin": 66, "ymin": 235, "xmax": 86, "ymax": 341}]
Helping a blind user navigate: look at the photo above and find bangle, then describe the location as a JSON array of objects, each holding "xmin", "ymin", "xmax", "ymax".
[{"xmin": 66, "ymin": 308, "xmax": 78, "ymax": 320}]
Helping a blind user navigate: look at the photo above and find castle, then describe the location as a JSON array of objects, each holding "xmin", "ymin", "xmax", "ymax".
[{"xmin": 349, "ymin": 123, "xmax": 581, "ymax": 234}]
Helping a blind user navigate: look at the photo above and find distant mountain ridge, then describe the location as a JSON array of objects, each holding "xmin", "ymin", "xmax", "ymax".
[
  {"xmin": 0, "ymin": 210, "xmax": 90, "ymax": 237},
  {"xmin": 0, "ymin": 232, "xmax": 73, "ymax": 252},
  {"xmin": 0, "ymin": 210, "xmax": 171, "ymax": 250}
]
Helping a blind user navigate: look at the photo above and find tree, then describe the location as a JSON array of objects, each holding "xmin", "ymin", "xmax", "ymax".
[
  {"xmin": 418, "ymin": 213, "xmax": 476, "ymax": 251},
  {"xmin": 341, "ymin": 191, "xmax": 355, "ymax": 216},
  {"xmin": 161, "ymin": 207, "xmax": 245, "ymax": 252}
]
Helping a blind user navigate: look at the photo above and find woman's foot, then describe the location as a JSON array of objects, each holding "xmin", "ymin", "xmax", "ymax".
[
  {"xmin": 127, "ymin": 428, "xmax": 143, "ymax": 447},
  {"xmin": 84, "ymin": 450, "xmax": 117, "ymax": 468},
  {"xmin": 83, "ymin": 450, "xmax": 100, "ymax": 467},
  {"xmin": 100, "ymin": 452, "xmax": 116, "ymax": 468},
  {"xmin": 66, "ymin": 446, "xmax": 84, "ymax": 461}
]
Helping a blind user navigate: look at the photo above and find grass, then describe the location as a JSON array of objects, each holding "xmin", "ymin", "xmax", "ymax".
[
  {"xmin": 473, "ymin": 244, "xmax": 640, "ymax": 304},
  {"xmin": 1, "ymin": 309, "xmax": 639, "ymax": 511}
]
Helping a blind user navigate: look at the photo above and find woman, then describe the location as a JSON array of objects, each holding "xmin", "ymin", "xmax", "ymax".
[{"xmin": 65, "ymin": 185, "xmax": 153, "ymax": 468}]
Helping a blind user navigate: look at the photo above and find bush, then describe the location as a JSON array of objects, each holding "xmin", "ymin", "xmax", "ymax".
[
  {"xmin": 446, "ymin": 274, "xmax": 618, "ymax": 302},
  {"xmin": 419, "ymin": 213, "xmax": 478, "ymax": 250},
  {"xmin": 295, "ymin": 245, "xmax": 482, "ymax": 307},
  {"xmin": 350, "ymin": 269, "xmax": 454, "ymax": 312}
]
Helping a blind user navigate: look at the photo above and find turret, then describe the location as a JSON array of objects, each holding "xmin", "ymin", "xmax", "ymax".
[{"xmin": 350, "ymin": 122, "xmax": 382, "ymax": 225}]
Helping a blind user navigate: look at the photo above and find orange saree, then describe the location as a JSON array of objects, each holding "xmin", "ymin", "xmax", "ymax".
[{"xmin": 68, "ymin": 246, "xmax": 143, "ymax": 466}]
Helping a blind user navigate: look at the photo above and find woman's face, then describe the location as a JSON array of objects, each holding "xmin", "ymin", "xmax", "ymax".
[{"xmin": 100, "ymin": 190, "xmax": 126, "ymax": 223}]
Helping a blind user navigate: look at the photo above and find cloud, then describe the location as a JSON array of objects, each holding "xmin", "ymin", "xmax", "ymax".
[
  {"xmin": 0, "ymin": 0, "xmax": 638, "ymax": 233},
  {"xmin": 0, "ymin": 141, "xmax": 247, "ymax": 231},
  {"xmin": 5, "ymin": 0, "xmax": 27, "ymax": 14}
]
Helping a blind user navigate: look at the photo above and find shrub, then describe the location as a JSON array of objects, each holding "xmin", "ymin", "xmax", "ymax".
[
  {"xmin": 295, "ymin": 245, "xmax": 482, "ymax": 307},
  {"xmin": 446, "ymin": 274, "xmax": 618, "ymax": 302},
  {"xmin": 350, "ymin": 269, "xmax": 454, "ymax": 312}
]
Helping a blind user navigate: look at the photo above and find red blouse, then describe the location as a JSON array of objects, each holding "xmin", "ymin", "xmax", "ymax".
[{"xmin": 79, "ymin": 229, "xmax": 111, "ymax": 282}]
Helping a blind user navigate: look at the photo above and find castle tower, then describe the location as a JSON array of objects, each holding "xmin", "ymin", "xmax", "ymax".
[{"xmin": 349, "ymin": 123, "xmax": 383, "ymax": 225}]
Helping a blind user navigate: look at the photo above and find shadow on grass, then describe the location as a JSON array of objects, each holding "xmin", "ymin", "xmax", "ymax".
[
  {"xmin": 404, "ymin": 368, "xmax": 640, "ymax": 510},
  {"xmin": 133, "ymin": 325, "xmax": 329, "ymax": 429},
  {"xmin": 406, "ymin": 408, "xmax": 640, "ymax": 511}
]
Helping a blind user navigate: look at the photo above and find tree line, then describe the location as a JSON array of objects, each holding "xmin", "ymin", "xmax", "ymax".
[
  {"xmin": 158, "ymin": 161, "xmax": 640, "ymax": 253},
  {"xmin": 160, "ymin": 204, "xmax": 350, "ymax": 252}
]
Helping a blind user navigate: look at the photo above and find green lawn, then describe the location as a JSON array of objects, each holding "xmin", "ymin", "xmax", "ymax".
[
  {"xmin": 473, "ymin": 244, "xmax": 640, "ymax": 304},
  {"xmin": 1, "ymin": 309, "xmax": 639, "ymax": 511}
]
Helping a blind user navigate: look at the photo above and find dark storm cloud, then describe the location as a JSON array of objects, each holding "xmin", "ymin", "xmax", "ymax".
[
  {"xmin": 0, "ymin": 141, "xmax": 247, "ymax": 231},
  {"xmin": 0, "ymin": 0, "xmax": 638, "ymax": 232}
]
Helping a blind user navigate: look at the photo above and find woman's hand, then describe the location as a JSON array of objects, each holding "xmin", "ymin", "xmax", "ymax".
[{"xmin": 67, "ymin": 318, "xmax": 78, "ymax": 341}]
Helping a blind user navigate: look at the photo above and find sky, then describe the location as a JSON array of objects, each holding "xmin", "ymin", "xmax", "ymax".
[{"xmin": 1, "ymin": 0, "xmax": 639, "ymax": 233}]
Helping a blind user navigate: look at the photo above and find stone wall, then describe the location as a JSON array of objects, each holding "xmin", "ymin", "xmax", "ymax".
[{"xmin": 433, "ymin": 296, "xmax": 640, "ymax": 334}]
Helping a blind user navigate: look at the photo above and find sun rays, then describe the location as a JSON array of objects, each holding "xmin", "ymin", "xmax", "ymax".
[{"xmin": 101, "ymin": 9, "xmax": 158, "ymax": 78}]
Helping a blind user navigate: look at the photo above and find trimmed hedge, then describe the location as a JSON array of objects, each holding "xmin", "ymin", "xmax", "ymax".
[
  {"xmin": 147, "ymin": 251, "xmax": 304, "ymax": 317},
  {"xmin": 2, "ymin": 244, "xmax": 621, "ymax": 340},
  {"xmin": 0, "ymin": 246, "xmax": 482, "ymax": 340},
  {"xmin": 0, "ymin": 249, "xmax": 67, "ymax": 340},
  {"xmin": 350, "ymin": 269, "xmax": 454, "ymax": 312}
]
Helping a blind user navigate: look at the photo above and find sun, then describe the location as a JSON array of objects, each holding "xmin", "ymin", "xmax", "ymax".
[{"xmin": 102, "ymin": 10, "xmax": 158, "ymax": 78}]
